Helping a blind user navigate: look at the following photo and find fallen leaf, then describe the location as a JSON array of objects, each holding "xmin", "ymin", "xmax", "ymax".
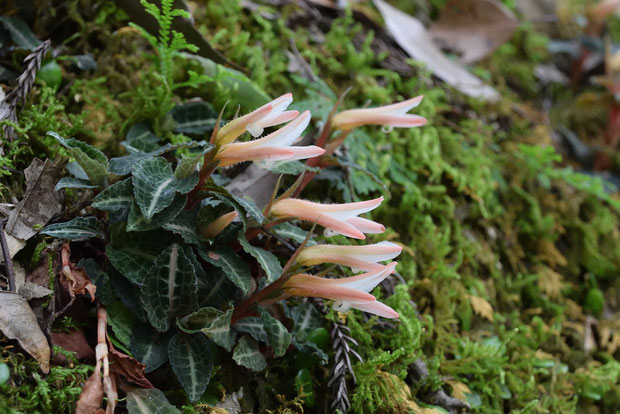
[
  {"xmin": 226, "ymin": 164, "xmax": 279, "ymax": 209},
  {"xmin": 446, "ymin": 380, "xmax": 471, "ymax": 401},
  {"xmin": 0, "ymin": 232, "xmax": 26, "ymax": 264},
  {"xmin": 107, "ymin": 341, "xmax": 153, "ymax": 388},
  {"xmin": 5, "ymin": 158, "xmax": 63, "ymax": 241},
  {"xmin": 52, "ymin": 330, "xmax": 95, "ymax": 360},
  {"xmin": 61, "ymin": 244, "xmax": 97, "ymax": 300},
  {"xmin": 469, "ymin": 294, "xmax": 494, "ymax": 321},
  {"xmin": 429, "ymin": 0, "xmax": 518, "ymax": 63},
  {"xmin": 373, "ymin": 0, "xmax": 500, "ymax": 101},
  {"xmin": 0, "ymin": 291, "xmax": 50, "ymax": 373},
  {"xmin": 76, "ymin": 363, "xmax": 104, "ymax": 414},
  {"xmin": 18, "ymin": 282, "xmax": 53, "ymax": 300}
]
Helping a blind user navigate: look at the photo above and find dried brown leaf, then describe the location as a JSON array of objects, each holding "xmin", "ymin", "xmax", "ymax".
[
  {"xmin": 0, "ymin": 291, "xmax": 50, "ymax": 373},
  {"xmin": 373, "ymin": 0, "xmax": 499, "ymax": 101},
  {"xmin": 108, "ymin": 342, "xmax": 153, "ymax": 388},
  {"xmin": 429, "ymin": 0, "xmax": 518, "ymax": 63},
  {"xmin": 51, "ymin": 330, "xmax": 95, "ymax": 360},
  {"xmin": 61, "ymin": 244, "xmax": 97, "ymax": 300},
  {"xmin": 469, "ymin": 294, "xmax": 494, "ymax": 321},
  {"xmin": 6, "ymin": 158, "xmax": 63, "ymax": 241},
  {"xmin": 76, "ymin": 363, "xmax": 104, "ymax": 414}
]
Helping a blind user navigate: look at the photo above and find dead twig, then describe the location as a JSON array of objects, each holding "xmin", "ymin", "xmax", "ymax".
[{"xmin": 0, "ymin": 219, "xmax": 16, "ymax": 292}]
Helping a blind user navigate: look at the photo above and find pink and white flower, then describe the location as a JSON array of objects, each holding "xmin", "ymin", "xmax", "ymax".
[
  {"xmin": 296, "ymin": 241, "xmax": 401, "ymax": 273},
  {"xmin": 331, "ymin": 96, "xmax": 427, "ymax": 131},
  {"xmin": 215, "ymin": 111, "xmax": 324, "ymax": 167},
  {"xmin": 270, "ymin": 197, "xmax": 385, "ymax": 240},
  {"xmin": 215, "ymin": 93, "xmax": 299, "ymax": 145},
  {"xmin": 283, "ymin": 263, "xmax": 399, "ymax": 318}
]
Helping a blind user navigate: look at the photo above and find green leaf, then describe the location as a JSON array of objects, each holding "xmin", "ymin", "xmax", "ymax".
[
  {"xmin": 204, "ymin": 181, "xmax": 263, "ymax": 227},
  {"xmin": 272, "ymin": 222, "xmax": 317, "ymax": 246},
  {"xmin": 233, "ymin": 336, "xmax": 266, "ymax": 372},
  {"xmin": 130, "ymin": 322, "xmax": 170, "ymax": 373},
  {"xmin": 107, "ymin": 300, "xmax": 136, "ymax": 348},
  {"xmin": 132, "ymin": 157, "xmax": 198, "ymax": 220},
  {"xmin": 196, "ymin": 268, "xmax": 237, "ymax": 308},
  {"xmin": 127, "ymin": 195, "xmax": 186, "ymax": 232},
  {"xmin": 238, "ymin": 235, "xmax": 282, "ymax": 283},
  {"xmin": 175, "ymin": 146, "xmax": 213, "ymax": 180},
  {"xmin": 41, "ymin": 217, "xmax": 104, "ymax": 241},
  {"xmin": 231, "ymin": 194, "xmax": 264, "ymax": 225},
  {"xmin": 178, "ymin": 307, "xmax": 236, "ymax": 351},
  {"xmin": 66, "ymin": 161, "xmax": 89, "ymax": 180},
  {"xmin": 91, "ymin": 178, "xmax": 134, "ymax": 213},
  {"xmin": 197, "ymin": 247, "xmax": 251, "ymax": 295},
  {"xmin": 78, "ymin": 258, "xmax": 114, "ymax": 306},
  {"xmin": 170, "ymin": 102, "xmax": 217, "ymax": 134},
  {"xmin": 266, "ymin": 160, "xmax": 320, "ymax": 175},
  {"xmin": 0, "ymin": 17, "xmax": 41, "ymax": 50},
  {"xmin": 49, "ymin": 132, "xmax": 109, "ymax": 187},
  {"xmin": 109, "ymin": 141, "xmax": 203, "ymax": 176},
  {"xmin": 124, "ymin": 123, "xmax": 160, "ymax": 153},
  {"xmin": 54, "ymin": 177, "xmax": 98, "ymax": 191},
  {"xmin": 126, "ymin": 388, "xmax": 180, "ymax": 414},
  {"xmin": 234, "ymin": 317, "xmax": 268, "ymax": 343},
  {"xmin": 141, "ymin": 244, "xmax": 198, "ymax": 332},
  {"xmin": 260, "ymin": 308, "xmax": 291, "ymax": 358},
  {"xmin": 162, "ymin": 210, "xmax": 200, "ymax": 244},
  {"xmin": 168, "ymin": 333, "xmax": 213, "ymax": 402},
  {"xmin": 290, "ymin": 303, "xmax": 323, "ymax": 340},
  {"xmin": 106, "ymin": 227, "xmax": 174, "ymax": 285}
]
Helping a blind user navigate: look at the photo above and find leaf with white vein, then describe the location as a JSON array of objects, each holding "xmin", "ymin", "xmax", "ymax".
[
  {"xmin": 178, "ymin": 307, "xmax": 236, "ymax": 351},
  {"xmin": 126, "ymin": 195, "xmax": 186, "ymax": 232},
  {"xmin": 234, "ymin": 317, "xmax": 268, "ymax": 343},
  {"xmin": 91, "ymin": 178, "xmax": 134, "ymax": 213},
  {"xmin": 132, "ymin": 157, "xmax": 198, "ymax": 220},
  {"xmin": 168, "ymin": 333, "xmax": 213, "ymax": 402},
  {"xmin": 55, "ymin": 177, "xmax": 98, "ymax": 191},
  {"xmin": 141, "ymin": 244, "xmax": 198, "ymax": 332},
  {"xmin": 238, "ymin": 234, "xmax": 282, "ymax": 283},
  {"xmin": 197, "ymin": 247, "xmax": 251, "ymax": 295},
  {"xmin": 162, "ymin": 210, "xmax": 200, "ymax": 244},
  {"xmin": 41, "ymin": 217, "xmax": 105, "ymax": 241},
  {"xmin": 233, "ymin": 336, "xmax": 266, "ymax": 372},
  {"xmin": 49, "ymin": 132, "xmax": 109, "ymax": 187},
  {"xmin": 125, "ymin": 387, "xmax": 180, "ymax": 414},
  {"xmin": 260, "ymin": 308, "xmax": 291, "ymax": 358},
  {"xmin": 130, "ymin": 323, "xmax": 170, "ymax": 373}
]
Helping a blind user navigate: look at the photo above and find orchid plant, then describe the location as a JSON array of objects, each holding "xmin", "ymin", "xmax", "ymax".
[{"xmin": 43, "ymin": 85, "xmax": 426, "ymax": 402}]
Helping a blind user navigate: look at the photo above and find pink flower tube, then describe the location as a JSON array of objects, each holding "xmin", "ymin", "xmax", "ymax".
[
  {"xmin": 296, "ymin": 241, "xmax": 401, "ymax": 273},
  {"xmin": 283, "ymin": 263, "xmax": 398, "ymax": 318},
  {"xmin": 270, "ymin": 197, "xmax": 386, "ymax": 240},
  {"xmin": 331, "ymin": 96, "xmax": 427, "ymax": 131}
]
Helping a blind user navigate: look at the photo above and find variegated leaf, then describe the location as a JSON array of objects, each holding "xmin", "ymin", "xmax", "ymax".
[
  {"xmin": 91, "ymin": 178, "xmax": 134, "ymax": 213},
  {"xmin": 233, "ymin": 336, "xmax": 266, "ymax": 372},
  {"xmin": 260, "ymin": 308, "xmax": 291, "ymax": 357},
  {"xmin": 49, "ymin": 132, "xmax": 109, "ymax": 187},
  {"xmin": 178, "ymin": 307, "xmax": 236, "ymax": 351},
  {"xmin": 238, "ymin": 235, "xmax": 282, "ymax": 283},
  {"xmin": 41, "ymin": 217, "xmax": 104, "ymax": 241},
  {"xmin": 126, "ymin": 195, "xmax": 186, "ymax": 232},
  {"xmin": 168, "ymin": 333, "xmax": 213, "ymax": 402},
  {"xmin": 132, "ymin": 157, "xmax": 198, "ymax": 220},
  {"xmin": 141, "ymin": 244, "xmax": 198, "ymax": 332},
  {"xmin": 197, "ymin": 247, "xmax": 251, "ymax": 295}
]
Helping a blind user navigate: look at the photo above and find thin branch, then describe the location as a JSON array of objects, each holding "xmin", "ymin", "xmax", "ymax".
[{"xmin": 0, "ymin": 219, "xmax": 16, "ymax": 292}]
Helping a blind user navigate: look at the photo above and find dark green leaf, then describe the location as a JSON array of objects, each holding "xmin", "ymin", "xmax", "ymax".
[
  {"xmin": 175, "ymin": 145, "xmax": 213, "ymax": 180},
  {"xmin": 78, "ymin": 258, "xmax": 114, "ymax": 306},
  {"xmin": 126, "ymin": 195, "xmax": 186, "ymax": 232},
  {"xmin": 162, "ymin": 210, "xmax": 200, "ymax": 244},
  {"xmin": 171, "ymin": 102, "xmax": 217, "ymax": 134},
  {"xmin": 124, "ymin": 123, "xmax": 160, "ymax": 153},
  {"xmin": 234, "ymin": 317, "xmax": 268, "ymax": 343},
  {"xmin": 168, "ymin": 333, "xmax": 213, "ymax": 402},
  {"xmin": 49, "ymin": 132, "xmax": 109, "ymax": 187},
  {"xmin": 91, "ymin": 178, "xmax": 134, "ymax": 213},
  {"xmin": 132, "ymin": 157, "xmax": 198, "ymax": 220},
  {"xmin": 141, "ymin": 244, "xmax": 198, "ymax": 331},
  {"xmin": 107, "ymin": 299, "xmax": 136, "ymax": 348},
  {"xmin": 54, "ymin": 177, "xmax": 98, "ymax": 191},
  {"xmin": 233, "ymin": 336, "xmax": 266, "ymax": 372},
  {"xmin": 196, "ymin": 268, "xmax": 237, "ymax": 308},
  {"xmin": 106, "ymin": 226, "xmax": 174, "ymax": 285},
  {"xmin": 125, "ymin": 388, "xmax": 180, "ymax": 414},
  {"xmin": 260, "ymin": 308, "xmax": 291, "ymax": 357},
  {"xmin": 178, "ymin": 307, "xmax": 235, "ymax": 351},
  {"xmin": 197, "ymin": 247, "xmax": 251, "ymax": 295},
  {"xmin": 66, "ymin": 161, "xmax": 89, "ymax": 180},
  {"xmin": 266, "ymin": 161, "xmax": 320, "ymax": 175},
  {"xmin": 238, "ymin": 235, "xmax": 282, "ymax": 283},
  {"xmin": 109, "ymin": 141, "xmax": 203, "ymax": 176},
  {"xmin": 130, "ymin": 322, "xmax": 171, "ymax": 373},
  {"xmin": 41, "ymin": 217, "xmax": 104, "ymax": 241},
  {"xmin": 0, "ymin": 17, "xmax": 41, "ymax": 50}
]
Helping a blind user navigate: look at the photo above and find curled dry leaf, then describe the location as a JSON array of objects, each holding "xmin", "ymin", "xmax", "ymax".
[
  {"xmin": 5, "ymin": 158, "xmax": 63, "ymax": 241},
  {"xmin": 51, "ymin": 330, "xmax": 95, "ymax": 360},
  {"xmin": 60, "ymin": 243, "xmax": 97, "ymax": 300},
  {"xmin": 373, "ymin": 0, "xmax": 500, "ymax": 102},
  {"xmin": 75, "ymin": 362, "xmax": 104, "ymax": 414},
  {"xmin": 0, "ymin": 291, "xmax": 50, "ymax": 373},
  {"xmin": 468, "ymin": 294, "xmax": 494, "ymax": 322},
  {"xmin": 429, "ymin": 0, "xmax": 518, "ymax": 63},
  {"xmin": 107, "ymin": 339, "xmax": 154, "ymax": 388}
]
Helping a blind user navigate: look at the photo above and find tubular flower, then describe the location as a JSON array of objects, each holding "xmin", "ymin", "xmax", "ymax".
[
  {"xmin": 331, "ymin": 95, "xmax": 427, "ymax": 131},
  {"xmin": 270, "ymin": 197, "xmax": 385, "ymax": 240},
  {"xmin": 296, "ymin": 241, "xmax": 401, "ymax": 273},
  {"xmin": 201, "ymin": 211, "xmax": 238, "ymax": 239},
  {"xmin": 283, "ymin": 263, "xmax": 399, "ymax": 318},
  {"xmin": 214, "ymin": 93, "xmax": 299, "ymax": 145},
  {"xmin": 215, "ymin": 111, "xmax": 324, "ymax": 167}
]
